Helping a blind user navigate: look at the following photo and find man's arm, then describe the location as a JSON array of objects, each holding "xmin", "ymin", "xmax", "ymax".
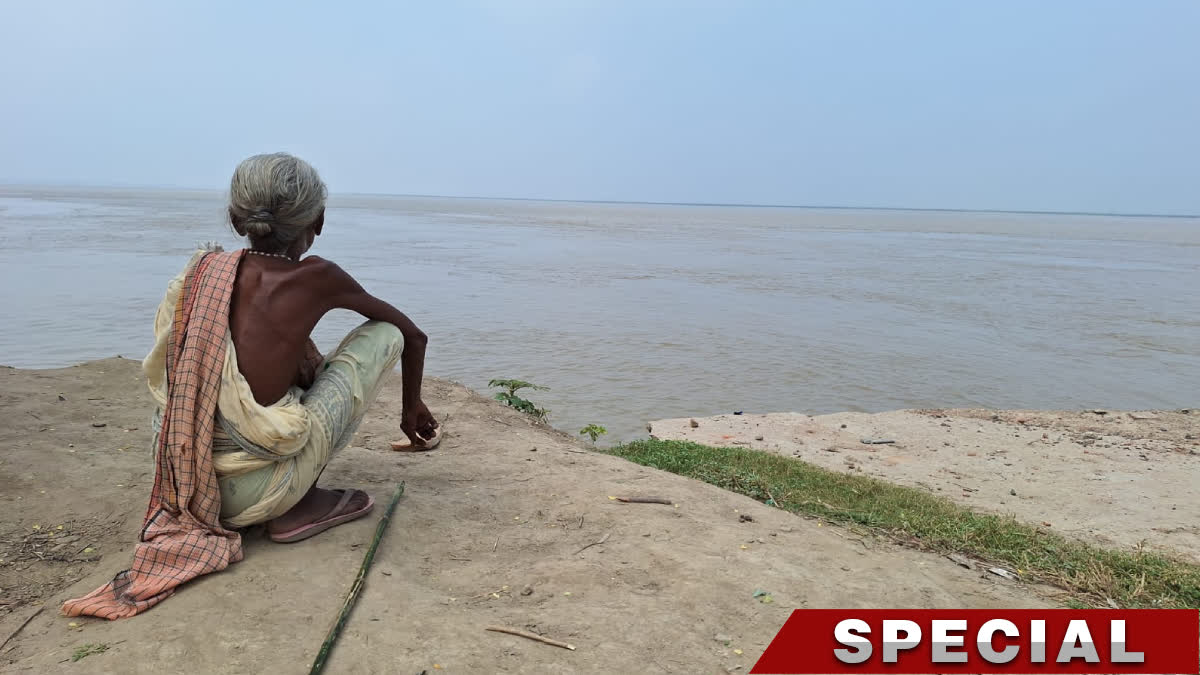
[{"xmin": 316, "ymin": 259, "xmax": 437, "ymax": 441}]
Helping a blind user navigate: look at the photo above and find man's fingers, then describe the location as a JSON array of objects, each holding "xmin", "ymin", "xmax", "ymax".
[
  {"xmin": 402, "ymin": 409, "xmax": 438, "ymax": 444},
  {"xmin": 407, "ymin": 420, "xmax": 432, "ymax": 440}
]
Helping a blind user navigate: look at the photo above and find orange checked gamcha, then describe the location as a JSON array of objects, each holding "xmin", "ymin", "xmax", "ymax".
[{"xmin": 62, "ymin": 250, "xmax": 247, "ymax": 619}]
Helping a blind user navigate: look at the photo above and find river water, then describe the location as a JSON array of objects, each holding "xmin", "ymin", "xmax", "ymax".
[{"xmin": 1, "ymin": 187, "xmax": 1196, "ymax": 441}]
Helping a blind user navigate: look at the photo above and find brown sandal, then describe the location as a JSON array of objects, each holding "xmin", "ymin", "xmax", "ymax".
[{"xmin": 268, "ymin": 489, "xmax": 375, "ymax": 543}]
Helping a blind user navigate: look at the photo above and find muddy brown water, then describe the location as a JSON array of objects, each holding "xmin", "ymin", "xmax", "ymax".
[{"xmin": 1, "ymin": 186, "xmax": 1197, "ymax": 441}]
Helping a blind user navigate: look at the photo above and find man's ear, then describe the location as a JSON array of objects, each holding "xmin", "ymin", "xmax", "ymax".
[
  {"xmin": 313, "ymin": 208, "xmax": 325, "ymax": 236},
  {"xmin": 230, "ymin": 208, "xmax": 247, "ymax": 236}
]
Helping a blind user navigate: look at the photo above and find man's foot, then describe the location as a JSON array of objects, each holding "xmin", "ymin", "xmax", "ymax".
[{"xmin": 266, "ymin": 486, "xmax": 374, "ymax": 543}]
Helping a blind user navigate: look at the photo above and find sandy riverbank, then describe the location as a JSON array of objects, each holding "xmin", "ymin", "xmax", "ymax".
[
  {"xmin": 649, "ymin": 407, "xmax": 1199, "ymax": 561},
  {"xmin": 0, "ymin": 359, "xmax": 1058, "ymax": 673}
]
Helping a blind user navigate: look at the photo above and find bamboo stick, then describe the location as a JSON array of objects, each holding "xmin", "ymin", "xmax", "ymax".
[{"xmin": 309, "ymin": 482, "xmax": 405, "ymax": 675}]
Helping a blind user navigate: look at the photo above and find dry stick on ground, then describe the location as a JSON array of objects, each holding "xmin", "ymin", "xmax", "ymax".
[
  {"xmin": 575, "ymin": 530, "xmax": 611, "ymax": 555},
  {"xmin": 308, "ymin": 482, "xmax": 405, "ymax": 675},
  {"xmin": 616, "ymin": 496, "xmax": 673, "ymax": 505},
  {"xmin": 485, "ymin": 625, "xmax": 576, "ymax": 651},
  {"xmin": 0, "ymin": 605, "xmax": 43, "ymax": 651},
  {"xmin": 830, "ymin": 530, "xmax": 872, "ymax": 550},
  {"xmin": 470, "ymin": 587, "xmax": 510, "ymax": 600}
]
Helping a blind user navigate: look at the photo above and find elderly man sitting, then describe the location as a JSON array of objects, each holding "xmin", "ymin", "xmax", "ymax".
[{"xmin": 63, "ymin": 153, "xmax": 439, "ymax": 619}]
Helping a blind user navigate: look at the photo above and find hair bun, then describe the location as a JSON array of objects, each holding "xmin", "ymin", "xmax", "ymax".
[{"xmin": 244, "ymin": 210, "xmax": 274, "ymax": 236}]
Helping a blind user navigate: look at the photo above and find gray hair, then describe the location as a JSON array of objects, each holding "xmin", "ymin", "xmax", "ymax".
[{"xmin": 228, "ymin": 153, "xmax": 327, "ymax": 251}]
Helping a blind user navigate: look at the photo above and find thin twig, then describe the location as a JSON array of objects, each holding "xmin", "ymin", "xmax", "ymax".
[
  {"xmin": 492, "ymin": 537, "xmax": 499, "ymax": 553},
  {"xmin": 574, "ymin": 530, "xmax": 611, "ymax": 555},
  {"xmin": 831, "ymin": 530, "xmax": 872, "ymax": 550},
  {"xmin": 469, "ymin": 587, "xmax": 509, "ymax": 600},
  {"xmin": 0, "ymin": 606, "xmax": 43, "ymax": 651},
  {"xmin": 577, "ymin": 515, "xmax": 584, "ymax": 529},
  {"xmin": 485, "ymin": 625, "xmax": 576, "ymax": 651},
  {"xmin": 616, "ymin": 496, "xmax": 673, "ymax": 505},
  {"xmin": 309, "ymin": 483, "xmax": 405, "ymax": 675}
]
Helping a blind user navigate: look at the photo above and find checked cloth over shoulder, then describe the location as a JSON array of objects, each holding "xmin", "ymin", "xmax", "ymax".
[{"xmin": 62, "ymin": 250, "xmax": 248, "ymax": 619}]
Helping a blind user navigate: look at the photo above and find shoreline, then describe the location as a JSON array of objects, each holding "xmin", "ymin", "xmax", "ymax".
[
  {"xmin": 1, "ymin": 358, "xmax": 1195, "ymax": 671},
  {"xmin": 1, "ymin": 358, "xmax": 1052, "ymax": 672}
]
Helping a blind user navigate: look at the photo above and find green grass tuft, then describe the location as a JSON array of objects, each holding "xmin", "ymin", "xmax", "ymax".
[
  {"xmin": 71, "ymin": 643, "xmax": 109, "ymax": 662},
  {"xmin": 605, "ymin": 439, "xmax": 1200, "ymax": 609}
]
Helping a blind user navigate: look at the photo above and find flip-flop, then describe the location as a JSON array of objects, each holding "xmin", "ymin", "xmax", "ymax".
[
  {"xmin": 390, "ymin": 426, "xmax": 443, "ymax": 452},
  {"xmin": 268, "ymin": 489, "xmax": 375, "ymax": 543}
]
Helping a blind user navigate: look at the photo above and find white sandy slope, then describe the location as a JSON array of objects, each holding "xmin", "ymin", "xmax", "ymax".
[{"xmin": 649, "ymin": 408, "xmax": 1200, "ymax": 561}]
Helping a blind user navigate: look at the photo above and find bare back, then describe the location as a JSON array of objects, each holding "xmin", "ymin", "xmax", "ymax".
[{"xmin": 229, "ymin": 255, "xmax": 329, "ymax": 405}]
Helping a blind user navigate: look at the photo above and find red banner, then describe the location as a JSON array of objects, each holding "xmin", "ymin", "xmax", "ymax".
[{"xmin": 751, "ymin": 609, "xmax": 1198, "ymax": 674}]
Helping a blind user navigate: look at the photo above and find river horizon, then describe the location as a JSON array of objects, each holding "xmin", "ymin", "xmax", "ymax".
[{"xmin": 2, "ymin": 185, "xmax": 1197, "ymax": 442}]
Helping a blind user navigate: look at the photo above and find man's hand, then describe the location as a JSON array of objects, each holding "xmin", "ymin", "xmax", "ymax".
[{"xmin": 401, "ymin": 400, "xmax": 439, "ymax": 446}]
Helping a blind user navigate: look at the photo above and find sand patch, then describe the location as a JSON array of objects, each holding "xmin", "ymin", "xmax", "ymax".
[{"xmin": 650, "ymin": 407, "xmax": 1200, "ymax": 560}]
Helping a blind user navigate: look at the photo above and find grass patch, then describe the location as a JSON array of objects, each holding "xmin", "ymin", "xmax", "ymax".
[
  {"xmin": 71, "ymin": 643, "xmax": 109, "ymax": 662},
  {"xmin": 605, "ymin": 439, "xmax": 1200, "ymax": 609}
]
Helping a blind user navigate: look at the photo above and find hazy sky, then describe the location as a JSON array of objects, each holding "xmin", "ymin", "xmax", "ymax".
[{"xmin": 1, "ymin": 1, "xmax": 1197, "ymax": 213}]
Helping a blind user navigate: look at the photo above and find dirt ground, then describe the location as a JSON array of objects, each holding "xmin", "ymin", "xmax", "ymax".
[
  {"xmin": 650, "ymin": 406, "xmax": 1200, "ymax": 561},
  {"xmin": 1, "ymin": 360, "xmax": 1054, "ymax": 674}
]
